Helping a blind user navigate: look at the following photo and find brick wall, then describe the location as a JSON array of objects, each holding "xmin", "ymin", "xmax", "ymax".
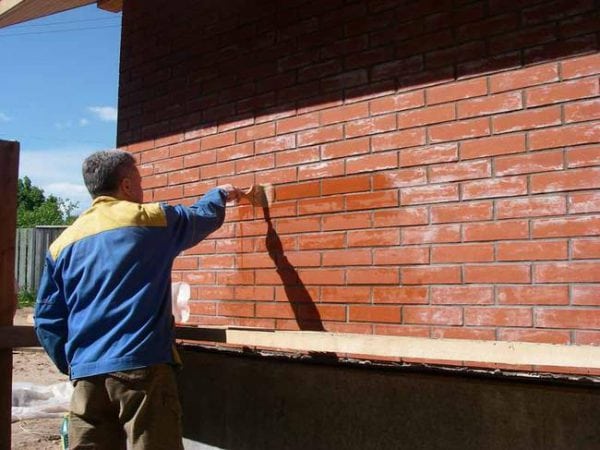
[{"xmin": 118, "ymin": 0, "xmax": 600, "ymax": 369}]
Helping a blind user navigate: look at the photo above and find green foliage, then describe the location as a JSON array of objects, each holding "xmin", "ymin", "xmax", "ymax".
[
  {"xmin": 17, "ymin": 289, "xmax": 36, "ymax": 308},
  {"xmin": 17, "ymin": 176, "xmax": 78, "ymax": 227}
]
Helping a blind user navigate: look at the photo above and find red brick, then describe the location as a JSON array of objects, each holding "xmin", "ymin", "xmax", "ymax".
[
  {"xmin": 566, "ymin": 144, "xmax": 600, "ymax": 168},
  {"xmin": 186, "ymin": 240, "xmax": 216, "ymax": 255},
  {"xmin": 218, "ymin": 302, "xmax": 255, "ymax": 318},
  {"xmin": 465, "ymin": 307, "xmax": 532, "ymax": 327},
  {"xmin": 373, "ymin": 247, "xmax": 430, "ymax": 265},
  {"xmin": 298, "ymin": 232, "xmax": 345, "ymax": 250},
  {"xmin": 236, "ymin": 253, "xmax": 274, "ymax": 269},
  {"xmin": 350, "ymin": 305, "xmax": 400, "ymax": 323},
  {"xmin": 532, "ymin": 215, "xmax": 600, "ymax": 238},
  {"xmin": 431, "ymin": 328, "xmax": 496, "ymax": 340},
  {"xmin": 189, "ymin": 302, "xmax": 217, "ymax": 316},
  {"xmin": 371, "ymin": 129, "xmax": 426, "ymax": 151},
  {"xmin": 168, "ymin": 167, "xmax": 200, "ymax": 185},
  {"xmin": 154, "ymin": 156, "xmax": 183, "ymax": 173},
  {"xmin": 498, "ymin": 329, "xmax": 570, "ymax": 344},
  {"xmin": 297, "ymin": 125, "xmax": 343, "ymax": 147},
  {"xmin": 348, "ymin": 229, "xmax": 400, "ymax": 247},
  {"xmin": 295, "ymin": 268, "xmax": 345, "ymax": 286},
  {"xmin": 173, "ymin": 257, "xmax": 198, "ymax": 270},
  {"xmin": 495, "ymin": 150, "xmax": 563, "ymax": 176},
  {"xmin": 373, "ymin": 207, "xmax": 429, "ymax": 227},
  {"xmin": 528, "ymin": 122, "xmax": 600, "ymax": 151},
  {"xmin": 182, "ymin": 271, "xmax": 215, "ymax": 285},
  {"xmin": 399, "ymin": 143, "xmax": 458, "ymax": 167},
  {"xmin": 402, "ymin": 224, "xmax": 461, "ymax": 245},
  {"xmin": 217, "ymin": 142, "xmax": 254, "ymax": 162},
  {"xmin": 404, "ymin": 306, "xmax": 463, "ymax": 325},
  {"xmin": 498, "ymin": 240, "xmax": 568, "ymax": 261},
  {"xmin": 184, "ymin": 150, "xmax": 217, "ymax": 168},
  {"xmin": 256, "ymin": 303, "xmax": 296, "ymax": 319},
  {"xmin": 573, "ymin": 238, "xmax": 600, "ymax": 259},
  {"xmin": 197, "ymin": 287, "xmax": 235, "ymax": 301},
  {"xmin": 345, "ymin": 114, "xmax": 396, "ymax": 138},
  {"xmin": 201, "ymin": 132, "xmax": 235, "ymax": 150},
  {"xmin": 321, "ymin": 137, "xmax": 369, "ymax": 160},
  {"xmin": 169, "ymin": 140, "xmax": 201, "ymax": 157},
  {"xmin": 431, "ymin": 286, "xmax": 494, "ymax": 305},
  {"xmin": 236, "ymin": 123, "xmax": 275, "ymax": 143},
  {"xmin": 200, "ymin": 161, "xmax": 234, "ymax": 179},
  {"xmin": 568, "ymin": 192, "xmax": 600, "ymax": 214},
  {"xmin": 402, "ymin": 266, "xmax": 462, "ymax": 284},
  {"xmin": 255, "ymin": 134, "xmax": 296, "ymax": 154},
  {"xmin": 497, "ymin": 286, "xmax": 569, "ymax": 305},
  {"xmin": 299, "ymin": 160, "xmax": 345, "ymax": 181},
  {"xmin": 323, "ymin": 249, "xmax": 372, "ymax": 266},
  {"xmin": 276, "ymin": 147, "xmax": 319, "ymax": 167},
  {"xmin": 572, "ymin": 286, "xmax": 600, "ymax": 306},
  {"xmin": 373, "ymin": 287, "xmax": 429, "ymax": 304},
  {"xmin": 574, "ymin": 331, "xmax": 600, "ymax": 346},
  {"xmin": 346, "ymin": 190, "xmax": 398, "ymax": 211},
  {"xmin": 276, "ymin": 181, "xmax": 320, "ymax": 200},
  {"xmin": 370, "ymin": 91, "xmax": 425, "ymax": 115},
  {"xmin": 463, "ymin": 220, "xmax": 529, "ymax": 242},
  {"xmin": 322, "ymin": 212, "xmax": 371, "ymax": 231},
  {"xmin": 373, "ymin": 168, "xmax": 427, "ymax": 190},
  {"xmin": 490, "ymin": 63, "xmax": 558, "ymax": 93},
  {"xmin": 142, "ymin": 173, "xmax": 168, "ymax": 189},
  {"xmin": 431, "ymin": 243, "xmax": 494, "ymax": 263},
  {"xmin": 464, "ymin": 264, "xmax": 531, "ymax": 283},
  {"xmin": 321, "ymin": 102, "xmax": 369, "ymax": 125},
  {"xmin": 276, "ymin": 113, "xmax": 319, "ymax": 134},
  {"xmin": 463, "ymin": 176, "xmax": 527, "ymax": 200},
  {"xmin": 275, "ymin": 217, "xmax": 321, "ymax": 234},
  {"xmin": 255, "ymin": 167, "xmax": 297, "ymax": 185},
  {"xmin": 534, "ymin": 262, "xmax": 600, "ymax": 283},
  {"xmin": 297, "ymin": 196, "xmax": 344, "ymax": 216},
  {"xmin": 346, "ymin": 152, "xmax": 398, "ymax": 174},
  {"xmin": 431, "ymin": 201, "xmax": 492, "ymax": 223},
  {"xmin": 492, "ymin": 106, "xmax": 561, "ymax": 134},
  {"xmin": 458, "ymin": 92, "xmax": 523, "ymax": 119},
  {"xmin": 535, "ymin": 309, "xmax": 600, "ymax": 329},
  {"xmin": 141, "ymin": 146, "xmax": 169, "ymax": 163},
  {"xmin": 460, "ymin": 133, "xmax": 526, "ymax": 159},
  {"xmin": 562, "ymin": 53, "xmax": 600, "ymax": 79},
  {"xmin": 217, "ymin": 271, "xmax": 254, "ymax": 286},
  {"xmin": 374, "ymin": 324, "xmax": 430, "ymax": 338},
  {"xmin": 400, "ymin": 184, "xmax": 459, "ymax": 205},
  {"xmin": 154, "ymin": 185, "xmax": 183, "ymax": 201},
  {"xmin": 347, "ymin": 268, "xmax": 399, "ymax": 284},
  {"xmin": 397, "ymin": 104, "xmax": 455, "ymax": 129},
  {"xmin": 429, "ymin": 117, "xmax": 490, "ymax": 143},
  {"xmin": 526, "ymin": 78, "xmax": 598, "ymax": 107},
  {"xmin": 129, "ymin": 139, "xmax": 155, "ymax": 154},
  {"xmin": 429, "ymin": 159, "xmax": 491, "ymax": 183},
  {"xmin": 322, "ymin": 175, "xmax": 371, "ymax": 195},
  {"xmin": 427, "ymin": 78, "xmax": 487, "ymax": 104},
  {"xmin": 565, "ymin": 99, "xmax": 600, "ymax": 123},
  {"xmin": 322, "ymin": 287, "xmax": 371, "ymax": 303},
  {"xmin": 496, "ymin": 196, "xmax": 566, "ymax": 219}
]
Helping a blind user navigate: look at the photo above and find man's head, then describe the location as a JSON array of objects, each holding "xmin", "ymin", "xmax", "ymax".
[{"xmin": 82, "ymin": 150, "xmax": 143, "ymax": 203}]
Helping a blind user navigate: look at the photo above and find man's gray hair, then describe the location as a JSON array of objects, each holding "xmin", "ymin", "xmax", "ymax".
[{"xmin": 82, "ymin": 150, "xmax": 136, "ymax": 198}]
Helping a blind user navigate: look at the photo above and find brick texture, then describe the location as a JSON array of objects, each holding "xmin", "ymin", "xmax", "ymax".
[{"xmin": 119, "ymin": 0, "xmax": 600, "ymax": 371}]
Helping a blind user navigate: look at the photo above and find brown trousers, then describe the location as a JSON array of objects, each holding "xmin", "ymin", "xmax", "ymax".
[{"xmin": 69, "ymin": 364, "xmax": 183, "ymax": 450}]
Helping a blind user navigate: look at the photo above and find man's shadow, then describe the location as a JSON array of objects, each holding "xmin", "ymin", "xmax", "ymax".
[{"xmin": 262, "ymin": 206, "xmax": 338, "ymax": 361}]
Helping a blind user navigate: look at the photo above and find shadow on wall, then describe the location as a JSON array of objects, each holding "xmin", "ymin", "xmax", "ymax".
[{"xmin": 117, "ymin": 0, "xmax": 598, "ymax": 145}]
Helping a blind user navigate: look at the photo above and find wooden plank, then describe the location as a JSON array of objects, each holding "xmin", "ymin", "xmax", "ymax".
[
  {"xmin": 0, "ymin": 140, "xmax": 19, "ymax": 450},
  {"xmin": 176, "ymin": 326, "xmax": 600, "ymax": 370},
  {"xmin": 0, "ymin": 0, "xmax": 96, "ymax": 28},
  {"xmin": 25, "ymin": 229, "xmax": 34, "ymax": 292},
  {"xmin": 17, "ymin": 229, "xmax": 27, "ymax": 290},
  {"xmin": 97, "ymin": 0, "xmax": 122, "ymax": 13},
  {"xmin": 0, "ymin": 326, "xmax": 39, "ymax": 349},
  {"xmin": 33, "ymin": 228, "xmax": 45, "ymax": 293}
]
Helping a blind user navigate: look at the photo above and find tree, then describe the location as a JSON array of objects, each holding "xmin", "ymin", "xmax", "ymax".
[{"xmin": 17, "ymin": 177, "xmax": 78, "ymax": 227}]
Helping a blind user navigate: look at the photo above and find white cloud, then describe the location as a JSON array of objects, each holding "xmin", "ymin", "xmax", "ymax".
[
  {"xmin": 87, "ymin": 106, "xmax": 117, "ymax": 122},
  {"xmin": 0, "ymin": 112, "xmax": 12, "ymax": 122},
  {"xmin": 79, "ymin": 118, "xmax": 90, "ymax": 127},
  {"xmin": 19, "ymin": 147, "xmax": 98, "ymax": 214}
]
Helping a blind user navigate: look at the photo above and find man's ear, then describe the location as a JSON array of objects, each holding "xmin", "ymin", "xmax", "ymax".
[{"xmin": 120, "ymin": 176, "xmax": 132, "ymax": 198}]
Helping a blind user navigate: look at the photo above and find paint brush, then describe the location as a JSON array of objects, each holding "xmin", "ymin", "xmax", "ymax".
[{"xmin": 242, "ymin": 184, "xmax": 273, "ymax": 207}]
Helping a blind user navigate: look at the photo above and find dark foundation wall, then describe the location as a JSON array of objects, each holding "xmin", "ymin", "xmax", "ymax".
[{"xmin": 178, "ymin": 347, "xmax": 600, "ymax": 450}]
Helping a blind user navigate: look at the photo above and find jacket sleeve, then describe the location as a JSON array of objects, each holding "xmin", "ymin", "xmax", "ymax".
[
  {"xmin": 164, "ymin": 187, "xmax": 228, "ymax": 254},
  {"xmin": 34, "ymin": 254, "xmax": 69, "ymax": 375}
]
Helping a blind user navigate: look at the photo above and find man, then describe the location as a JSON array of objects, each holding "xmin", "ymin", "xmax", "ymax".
[{"xmin": 35, "ymin": 149, "xmax": 241, "ymax": 449}]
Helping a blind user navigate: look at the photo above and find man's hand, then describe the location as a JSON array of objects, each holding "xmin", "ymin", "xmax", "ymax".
[{"xmin": 218, "ymin": 184, "xmax": 243, "ymax": 203}]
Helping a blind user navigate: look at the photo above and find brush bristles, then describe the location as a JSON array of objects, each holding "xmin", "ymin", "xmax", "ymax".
[{"xmin": 244, "ymin": 184, "xmax": 273, "ymax": 207}]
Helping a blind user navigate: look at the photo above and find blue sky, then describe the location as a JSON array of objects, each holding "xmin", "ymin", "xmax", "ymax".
[{"xmin": 0, "ymin": 4, "xmax": 122, "ymax": 212}]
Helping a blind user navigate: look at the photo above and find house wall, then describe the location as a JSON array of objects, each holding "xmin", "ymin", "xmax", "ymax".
[{"xmin": 118, "ymin": 0, "xmax": 600, "ymax": 373}]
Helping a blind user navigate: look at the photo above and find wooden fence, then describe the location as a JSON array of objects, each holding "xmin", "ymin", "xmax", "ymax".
[{"xmin": 15, "ymin": 226, "xmax": 66, "ymax": 293}]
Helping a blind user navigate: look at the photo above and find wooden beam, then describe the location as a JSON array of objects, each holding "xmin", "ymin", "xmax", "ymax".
[
  {"xmin": 176, "ymin": 326, "xmax": 600, "ymax": 370},
  {"xmin": 0, "ymin": 326, "xmax": 39, "ymax": 349},
  {"xmin": 97, "ymin": 0, "xmax": 122, "ymax": 13},
  {"xmin": 0, "ymin": 140, "xmax": 19, "ymax": 450}
]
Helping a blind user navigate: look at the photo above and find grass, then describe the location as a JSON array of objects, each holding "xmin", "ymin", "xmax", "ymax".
[{"xmin": 17, "ymin": 290, "xmax": 36, "ymax": 308}]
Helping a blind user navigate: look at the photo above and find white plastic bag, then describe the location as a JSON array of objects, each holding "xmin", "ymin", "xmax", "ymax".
[
  {"xmin": 171, "ymin": 282, "xmax": 190, "ymax": 324},
  {"xmin": 11, "ymin": 381, "xmax": 73, "ymax": 422}
]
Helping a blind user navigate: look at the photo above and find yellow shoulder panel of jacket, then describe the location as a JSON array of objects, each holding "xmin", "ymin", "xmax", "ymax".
[{"xmin": 49, "ymin": 197, "xmax": 167, "ymax": 261}]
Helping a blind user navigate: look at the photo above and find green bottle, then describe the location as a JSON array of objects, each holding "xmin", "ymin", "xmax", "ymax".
[{"xmin": 60, "ymin": 413, "xmax": 69, "ymax": 450}]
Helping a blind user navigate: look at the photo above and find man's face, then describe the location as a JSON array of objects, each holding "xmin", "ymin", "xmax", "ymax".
[{"xmin": 122, "ymin": 164, "xmax": 144, "ymax": 204}]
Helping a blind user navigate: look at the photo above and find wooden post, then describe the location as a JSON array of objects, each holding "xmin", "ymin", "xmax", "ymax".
[{"xmin": 0, "ymin": 140, "xmax": 19, "ymax": 450}]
